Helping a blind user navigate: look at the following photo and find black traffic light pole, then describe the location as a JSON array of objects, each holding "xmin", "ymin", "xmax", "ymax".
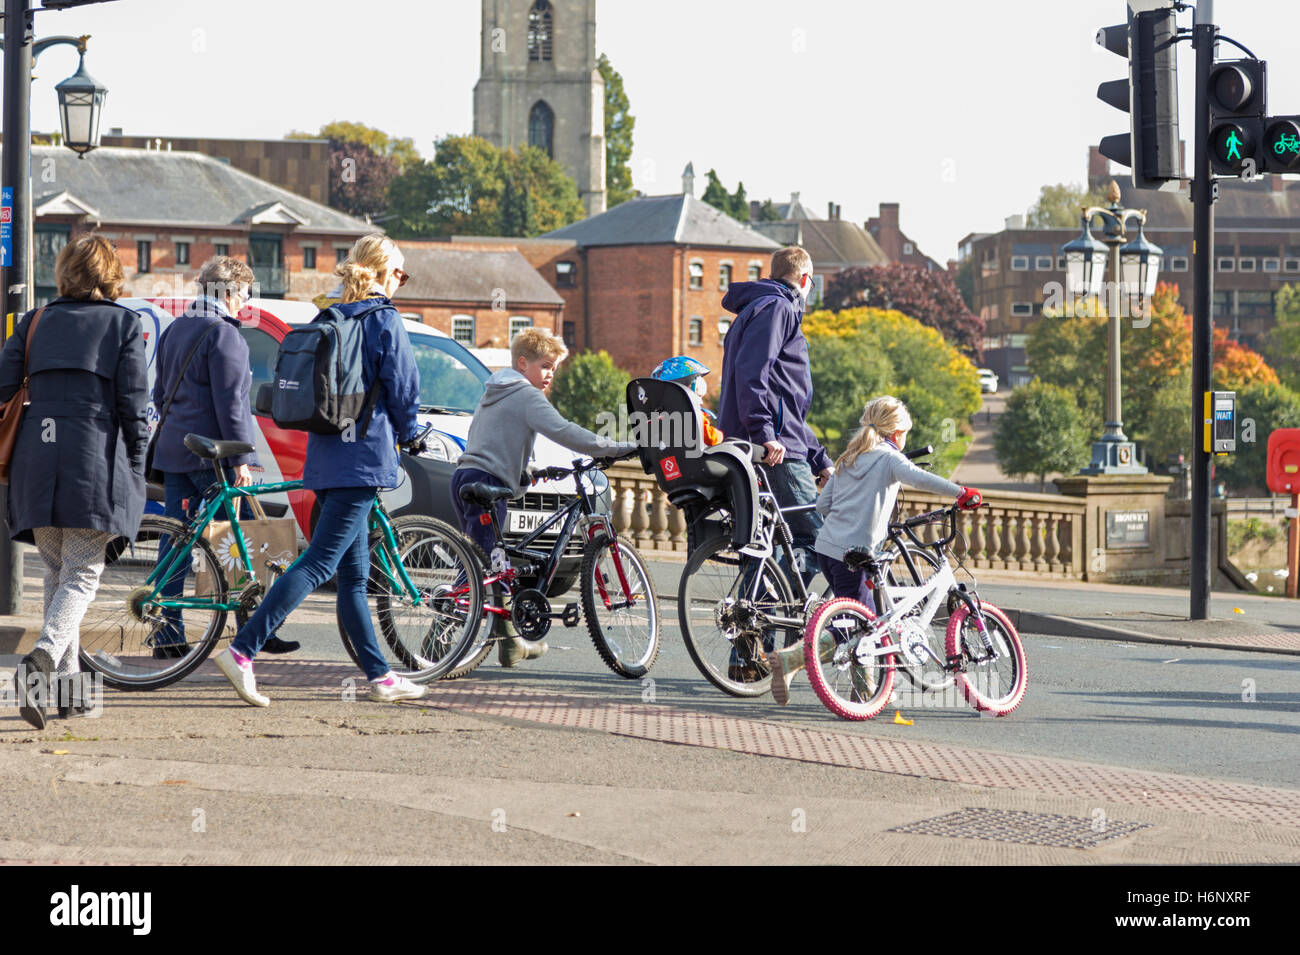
[
  {"xmin": 0, "ymin": 0, "xmax": 34, "ymax": 615},
  {"xmin": 1190, "ymin": 14, "xmax": 1216, "ymax": 620}
]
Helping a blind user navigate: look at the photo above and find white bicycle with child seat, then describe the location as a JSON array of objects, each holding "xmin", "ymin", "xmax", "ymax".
[{"xmin": 802, "ymin": 501, "xmax": 1027, "ymax": 721}]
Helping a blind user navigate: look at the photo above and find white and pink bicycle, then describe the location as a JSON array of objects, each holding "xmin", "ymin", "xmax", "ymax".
[{"xmin": 802, "ymin": 502, "xmax": 1028, "ymax": 721}]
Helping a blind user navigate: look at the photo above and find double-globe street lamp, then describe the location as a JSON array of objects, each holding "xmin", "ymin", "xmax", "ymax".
[
  {"xmin": 1060, "ymin": 179, "xmax": 1163, "ymax": 475},
  {"xmin": 0, "ymin": 0, "xmax": 109, "ymax": 612}
]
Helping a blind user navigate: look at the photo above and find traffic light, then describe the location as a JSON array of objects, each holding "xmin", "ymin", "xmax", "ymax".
[
  {"xmin": 1207, "ymin": 59, "xmax": 1267, "ymax": 177},
  {"xmin": 1262, "ymin": 115, "xmax": 1300, "ymax": 171},
  {"xmin": 1097, "ymin": 7, "xmax": 1182, "ymax": 190}
]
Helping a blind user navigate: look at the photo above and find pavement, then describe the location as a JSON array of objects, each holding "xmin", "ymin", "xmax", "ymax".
[
  {"xmin": 951, "ymin": 391, "xmax": 1067, "ymax": 493},
  {"xmin": 1, "ymin": 553, "xmax": 1298, "ymax": 866}
]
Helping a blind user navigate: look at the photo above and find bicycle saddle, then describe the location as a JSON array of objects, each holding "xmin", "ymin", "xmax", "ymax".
[
  {"xmin": 459, "ymin": 482, "xmax": 515, "ymax": 507},
  {"xmin": 183, "ymin": 433, "xmax": 255, "ymax": 461},
  {"xmin": 843, "ymin": 549, "xmax": 881, "ymax": 574}
]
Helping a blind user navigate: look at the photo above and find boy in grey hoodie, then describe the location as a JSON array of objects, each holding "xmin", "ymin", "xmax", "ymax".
[{"xmin": 452, "ymin": 328, "xmax": 637, "ymax": 666}]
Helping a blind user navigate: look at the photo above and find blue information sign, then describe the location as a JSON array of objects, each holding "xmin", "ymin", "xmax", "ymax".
[{"xmin": 1, "ymin": 186, "xmax": 12, "ymax": 268}]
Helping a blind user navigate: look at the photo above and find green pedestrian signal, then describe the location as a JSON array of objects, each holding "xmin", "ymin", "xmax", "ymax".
[
  {"xmin": 1225, "ymin": 130, "xmax": 1244, "ymax": 160},
  {"xmin": 1210, "ymin": 123, "xmax": 1255, "ymax": 172}
]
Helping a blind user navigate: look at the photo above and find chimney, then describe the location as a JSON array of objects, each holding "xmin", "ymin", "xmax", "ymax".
[
  {"xmin": 836, "ymin": 203, "xmax": 843, "ymax": 220},
  {"xmin": 879, "ymin": 202, "xmax": 900, "ymax": 230},
  {"xmin": 750, "ymin": 199, "xmax": 761, "ymax": 220},
  {"xmin": 828, "ymin": 201, "xmax": 835, "ymax": 220},
  {"xmin": 682, "ymin": 162, "xmax": 695, "ymax": 197}
]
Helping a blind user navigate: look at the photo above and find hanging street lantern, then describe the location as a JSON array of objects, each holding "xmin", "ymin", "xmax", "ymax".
[{"xmin": 54, "ymin": 51, "xmax": 107, "ymax": 156}]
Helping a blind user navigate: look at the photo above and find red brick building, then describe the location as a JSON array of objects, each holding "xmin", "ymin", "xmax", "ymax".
[
  {"xmin": 31, "ymin": 145, "xmax": 371, "ymax": 306},
  {"xmin": 865, "ymin": 202, "xmax": 944, "ymax": 272},
  {"xmin": 391, "ymin": 244, "xmax": 565, "ymax": 353},
  {"xmin": 455, "ymin": 190, "xmax": 782, "ymax": 395}
]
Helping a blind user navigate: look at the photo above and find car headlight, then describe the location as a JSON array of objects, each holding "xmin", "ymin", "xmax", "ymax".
[{"xmin": 418, "ymin": 431, "xmax": 464, "ymax": 463}]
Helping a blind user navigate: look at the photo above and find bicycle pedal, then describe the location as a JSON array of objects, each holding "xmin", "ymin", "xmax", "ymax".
[
  {"xmin": 556, "ymin": 603, "xmax": 581, "ymax": 627},
  {"xmin": 945, "ymin": 653, "xmax": 966, "ymax": 673}
]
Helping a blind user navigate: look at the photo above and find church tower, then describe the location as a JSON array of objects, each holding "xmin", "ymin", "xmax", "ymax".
[{"xmin": 474, "ymin": 0, "xmax": 606, "ymax": 216}]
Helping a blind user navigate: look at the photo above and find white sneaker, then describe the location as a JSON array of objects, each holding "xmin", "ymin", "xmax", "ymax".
[
  {"xmin": 214, "ymin": 648, "xmax": 270, "ymax": 707},
  {"xmin": 369, "ymin": 673, "xmax": 428, "ymax": 703}
]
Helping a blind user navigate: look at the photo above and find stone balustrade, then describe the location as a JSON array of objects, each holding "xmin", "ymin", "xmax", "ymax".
[{"xmin": 606, "ymin": 463, "xmax": 1087, "ymax": 578}]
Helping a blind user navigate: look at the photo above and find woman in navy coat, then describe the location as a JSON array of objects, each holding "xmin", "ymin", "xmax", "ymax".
[{"xmin": 0, "ymin": 234, "xmax": 149, "ymax": 727}]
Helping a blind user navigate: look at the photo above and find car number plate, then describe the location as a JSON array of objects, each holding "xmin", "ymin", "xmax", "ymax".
[{"xmin": 508, "ymin": 509, "xmax": 559, "ymax": 536}]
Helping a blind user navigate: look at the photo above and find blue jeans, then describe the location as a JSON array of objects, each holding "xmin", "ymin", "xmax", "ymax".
[
  {"xmin": 762, "ymin": 459, "xmax": 823, "ymax": 591},
  {"xmin": 232, "ymin": 486, "xmax": 389, "ymax": 680},
  {"xmin": 156, "ymin": 467, "xmax": 247, "ymax": 647}
]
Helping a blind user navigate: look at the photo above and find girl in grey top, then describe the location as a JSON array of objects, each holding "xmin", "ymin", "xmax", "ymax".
[{"xmin": 769, "ymin": 395, "xmax": 982, "ymax": 705}]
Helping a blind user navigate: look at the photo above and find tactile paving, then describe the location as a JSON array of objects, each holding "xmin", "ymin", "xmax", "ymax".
[{"xmin": 208, "ymin": 659, "xmax": 1300, "ymax": 829}]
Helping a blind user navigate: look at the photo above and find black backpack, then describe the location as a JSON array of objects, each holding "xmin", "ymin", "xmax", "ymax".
[{"xmin": 269, "ymin": 302, "xmax": 388, "ymax": 436}]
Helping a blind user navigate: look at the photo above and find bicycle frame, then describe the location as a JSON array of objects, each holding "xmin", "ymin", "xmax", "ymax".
[
  {"xmin": 474, "ymin": 461, "xmax": 620, "ymax": 609},
  {"xmin": 143, "ymin": 477, "xmax": 427, "ymax": 616}
]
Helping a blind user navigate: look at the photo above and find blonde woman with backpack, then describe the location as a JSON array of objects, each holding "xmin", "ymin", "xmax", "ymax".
[{"xmin": 213, "ymin": 235, "xmax": 429, "ymax": 707}]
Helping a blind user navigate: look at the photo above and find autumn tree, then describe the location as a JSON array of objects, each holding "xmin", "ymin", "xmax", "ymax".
[
  {"xmin": 288, "ymin": 121, "xmax": 421, "ymax": 219},
  {"xmin": 598, "ymin": 54, "xmax": 637, "ymax": 207},
  {"xmin": 822, "ymin": 263, "xmax": 984, "ymax": 358},
  {"xmin": 804, "ymin": 307, "xmax": 981, "ymax": 459}
]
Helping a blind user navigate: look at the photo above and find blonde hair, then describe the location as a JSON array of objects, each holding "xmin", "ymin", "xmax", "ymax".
[
  {"xmin": 511, "ymin": 326, "xmax": 567, "ymax": 368},
  {"xmin": 337, "ymin": 234, "xmax": 403, "ymax": 303},
  {"xmin": 835, "ymin": 395, "xmax": 913, "ymax": 473},
  {"xmin": 56, "ymin": 234, "xmax": 124, "ymax": 301},
  {"xmin": 770, "ymin": 246, "xmax": 812, "ymax": 284}
]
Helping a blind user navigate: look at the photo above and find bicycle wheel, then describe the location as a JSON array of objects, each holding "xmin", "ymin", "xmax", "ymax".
[
  {"xmin": 880, "ymin": 544, "xmax": 954, "ymax": 693},
  {"xmin": 802, "ymin": 597, "xmax": 895, "ymax": 721},
  {"xmin": 339, "ymin": 515, "xmax": 483, "ymax": 683},
  {"xmin": 581, "ymin": 534, "xmax": 659, "ymax": 678},
  {"xmin": 677, "ymin": 535, "xmax": 798, "ymax": 697},
  {"xmin": 79, "ymin": 515, "xmax": 228, "ymax": 690},
  {"xmin": 440, "ymin": 534, "xmax": 501, "ymax": 680},
  {"xmin": 945, "ymin": 600, "xmax": 1027, "ymax": 716}
]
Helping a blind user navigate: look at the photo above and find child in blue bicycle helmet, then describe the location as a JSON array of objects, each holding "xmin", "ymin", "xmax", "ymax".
[{"xmin": 651, "ymin": 355, "xmax": 723, "ymax": 446}]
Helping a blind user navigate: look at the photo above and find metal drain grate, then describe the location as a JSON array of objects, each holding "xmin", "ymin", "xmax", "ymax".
[{"xmin": 888, "ymin": 807, "xmax": 1151, "ymax": 848}]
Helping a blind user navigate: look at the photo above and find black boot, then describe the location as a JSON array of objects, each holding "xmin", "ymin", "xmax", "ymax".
[
  {"xmin": 262, "ymin": 635, "xmax": 301, "ymax": 655},
  {"xmin": 16, "ymin": 648, "xmax": 55, "ymax": 730}
]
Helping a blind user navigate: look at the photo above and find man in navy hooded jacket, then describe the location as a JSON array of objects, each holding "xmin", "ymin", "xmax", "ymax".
[{"xmin": 718, "ymin": 246, "xmax": 831, "ymax": 589}]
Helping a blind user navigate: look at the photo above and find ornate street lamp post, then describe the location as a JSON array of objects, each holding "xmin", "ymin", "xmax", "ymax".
[{"xmin": 1059, "ymin": 180, "xmax": 1163, "ymax": 475}]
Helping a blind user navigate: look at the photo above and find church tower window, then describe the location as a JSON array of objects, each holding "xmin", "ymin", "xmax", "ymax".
[
  {"xmin": 528, "ymin": 1, "xmax": 553, "ymax": 61},
  {"xmin": 529, "ymin": 100, "xmax": 555, "ymax": 157}
]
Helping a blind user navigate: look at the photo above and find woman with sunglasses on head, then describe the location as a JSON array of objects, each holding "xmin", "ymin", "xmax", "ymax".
[{"xmin": 213, "ymin": 234, "xmax": 427, "ymax": 707}]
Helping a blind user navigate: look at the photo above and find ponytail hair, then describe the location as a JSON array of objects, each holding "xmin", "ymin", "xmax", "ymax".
[
  {"xmin": 834, "ymin": 395, "xmax": 913, "ymax": 473},
  {"xmin": 337, "ymin": 233, "xmax": 403, "ymax": 303}
]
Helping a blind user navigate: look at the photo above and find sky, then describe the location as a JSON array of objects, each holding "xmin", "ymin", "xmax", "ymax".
[{"xmin": 12, "ymin": 0, "xmax": 1299, "ymax": 263}]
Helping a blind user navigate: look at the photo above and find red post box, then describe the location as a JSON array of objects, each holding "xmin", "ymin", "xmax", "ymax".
[{"xmin": 1267, "ymin": 429, "xmax": 1300, "ymax": 494}]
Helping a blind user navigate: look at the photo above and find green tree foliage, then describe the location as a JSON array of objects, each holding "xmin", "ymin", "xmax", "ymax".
[
  {"xmin": 549, "ymin": 350, "xmax": 631, "ymax": 434},
  {"xmin": 1260, "ymin": 283, "xmax": 1300, "ymax": 392},
  {"xmin": 804, "ymin": 307, "xmax": 981, "ymax": 462},
  {"xmin": 288, "ymin": 121, "xmax": 420, "ymax": 171},
  {"xmin": 823, "ymin": 264, "xmax": 984, "ymax": 358},
  {"xmin": 753, "ymin": 198, "xmax": 782, "ymax": 222},
  {"xmin": 1028, "ymin": 283, "xmax": 1280, "ymax": 488},
  {"xmin": 805, "ymin": 335, "xmax": 894, "ymax": 453},
  {"xmin": 385, "ymin": 136, "xmax": 585, "ymax": 239},
  {"xmin": 1216, "ymin": 381, "xmax": 1300, "ymax": 493},
  {"xmin": 993, "ymin": 380, "xmax": 1091, "ymax": 491},
  {"xmin": 598, "ymin": 54, "xmax": 636, "ymax": 208},
  {"xmin": 1025, "ymin": 182, "xmax": 1107, "ymax": 229},
  {"xmin": 699, "ymin": 168, "xmax": 751, "ymax": 221}
]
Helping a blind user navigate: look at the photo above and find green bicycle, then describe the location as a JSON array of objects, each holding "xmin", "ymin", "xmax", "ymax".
[{"xmin": 79, "ymin": 430, "xmax": 484, "ymax": 690}]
